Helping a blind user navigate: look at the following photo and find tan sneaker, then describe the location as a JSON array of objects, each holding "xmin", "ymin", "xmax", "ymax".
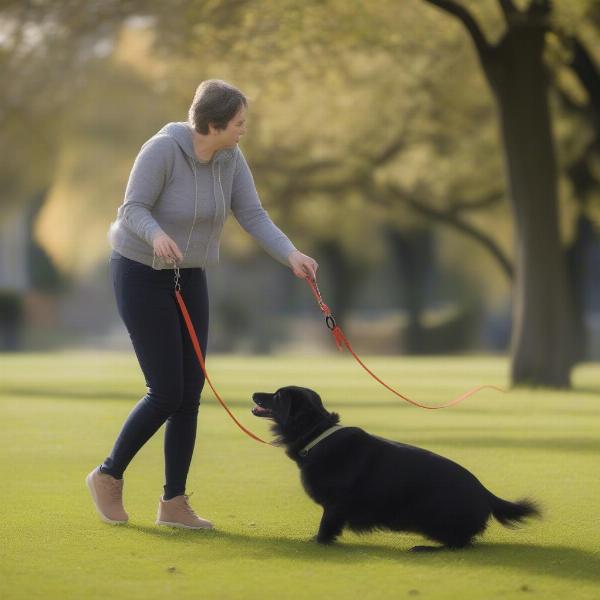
[
  {"xmin": 156, "ymin": 494, "xmax": 213, "ymax": 529},
  {"xmin": 86, "ymin": 467, "xmax": 128, "ymax": 524}
]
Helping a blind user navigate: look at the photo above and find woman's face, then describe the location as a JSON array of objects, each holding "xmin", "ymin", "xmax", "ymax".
[{"xmin": 214, "ymin": 105, "xmax": 247, "ymax": 147}]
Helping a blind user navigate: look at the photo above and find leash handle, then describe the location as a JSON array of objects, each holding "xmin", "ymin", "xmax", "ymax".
[
  {"xmin": 175, "ymin": 288, "xmax": 270, "ymax": 445},
  {"xmin": 304, "ymin": 276, "xmax": 505, "ymax": 410}
]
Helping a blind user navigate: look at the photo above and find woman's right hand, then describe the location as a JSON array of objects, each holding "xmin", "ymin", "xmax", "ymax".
[{"xmin": 153, "ymin": 232, "xmax": 184, "ymax": 264}]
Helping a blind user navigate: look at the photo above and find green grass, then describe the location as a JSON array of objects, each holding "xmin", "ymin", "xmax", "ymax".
[{"xmin": 1, "ymin": 352, "xmax": 599, "ymax": 600}]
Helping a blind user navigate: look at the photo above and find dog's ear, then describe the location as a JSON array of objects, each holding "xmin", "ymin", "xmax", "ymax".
[
  {"xmin": 274, "ymin": 389, "xmax": 292, "ymax": 427},
  {"xmin": 306, "ymin": 389, "xmax": 326, "ymax": 412}
]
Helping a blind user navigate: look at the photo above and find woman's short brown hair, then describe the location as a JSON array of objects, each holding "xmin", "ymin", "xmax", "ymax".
[{"xmin": 188, "ymin": 80, "xmax": 247, "ymax": 134}]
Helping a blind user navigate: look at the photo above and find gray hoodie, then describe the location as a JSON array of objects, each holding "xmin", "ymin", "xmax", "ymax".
[{"xmin": 108, "ymin": 122, "xmax": 296, "ymax": 269}]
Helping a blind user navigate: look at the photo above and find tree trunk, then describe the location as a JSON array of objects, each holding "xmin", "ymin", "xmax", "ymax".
[
  {"xmin": 387, "ymin": 228, "xmax": 432, "ymax": 353},
  {"xmin": 487, "ymin": 27, "xmax": 576, "ymax": 386},
  {"xmin": 315, "ymin": 240, "xmax": 363, "ymax": 327},
  {"xmin": 422, "ymin": 0, "xmax": 578, "ymax": 386}
]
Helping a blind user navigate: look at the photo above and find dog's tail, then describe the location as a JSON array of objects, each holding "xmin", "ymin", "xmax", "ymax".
[{"xmin": 488, "ymin": 493, "xmax": 541, "ymax": 528}]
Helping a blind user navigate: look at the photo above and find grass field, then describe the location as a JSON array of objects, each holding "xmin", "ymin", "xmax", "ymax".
[{"xmin": 1, "ymin": 351, "xmax": 599, "ymax": 600}]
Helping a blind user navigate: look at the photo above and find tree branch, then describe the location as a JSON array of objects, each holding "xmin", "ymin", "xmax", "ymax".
[
  {"xmin": 384, "ymin": 184, "xmax": 514, "ymax": 280},
  {"xmin": 448, "ymin": 190, "xmax": 504, "ymax": 214},
  {"xmin": 569, "ymin": 36, "xmax": 600, "ymax": 118},
  {"xmin": 255, "ymin": 147, "xmax": 513, "ymax": 279},
  {"xmin": 370, "ymin": 105, "xmax": 422, "ymax": 167},
  {"xmin": 498, "ymin": 0, "xmax": 519, "ymax": 25},
  {"xmin": 421, "ymin": 0, "xmax": 492, "ymax": 59},
  {"xmin": 528, "ymin": 0, "xmax": 552, "ymax": 18},
  {"xmin": 372, "ymin": 135, "xmax": 408, "ymax": 167}
]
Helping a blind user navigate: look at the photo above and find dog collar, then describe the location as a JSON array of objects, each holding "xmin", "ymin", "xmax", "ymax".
[{"xmin": 298, "ymin": 425, "xmax": 345, "ymax": 457}]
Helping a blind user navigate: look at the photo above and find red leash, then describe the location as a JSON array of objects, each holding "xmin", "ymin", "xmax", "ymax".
[
  {"xmin": 174, "ymin": 270, "xmax": 270, "ymax": 444},
  {"xmin": 174, "ymin": 267, "xmax": 504, "ymax": 445},
  {"xmin": 304, "ymin": 277, "xmax": 505, "ymax": 410}
]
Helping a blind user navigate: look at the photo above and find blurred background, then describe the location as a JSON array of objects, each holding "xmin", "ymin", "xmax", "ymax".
[{"xmin": 1, "ymin": 0, "xmax": 599, "ymax": 387}]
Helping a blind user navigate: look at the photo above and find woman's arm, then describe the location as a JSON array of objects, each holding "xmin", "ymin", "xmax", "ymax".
[
  {"xmin": 118, "ymin": 136, "xmax": 174, "ymax": 246},
  {"xmin": 231, "ymin": 149, "xmax": 317, "ymax": 279}
]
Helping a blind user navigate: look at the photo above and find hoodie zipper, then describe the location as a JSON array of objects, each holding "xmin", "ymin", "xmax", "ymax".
[
  {"xmin": 202, "ymin": 160, "xmax": 221, "ymax": 268},
  {"xmin": 182, "ymin": 158, "xmax": 199, "ymax": 265},
  {"xmin": 208, "ymin": 162, "xmax": 227, "ymax": 267},
  {"xmin": 218, "ymin": 162, "xmax": 226, "ymax": 219}
]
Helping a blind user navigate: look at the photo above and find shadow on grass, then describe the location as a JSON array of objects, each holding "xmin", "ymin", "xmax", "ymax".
[
  {"xmin": 121, "ymin": 524, "xmax": 599, "ymax": 583},
  {"xmin": 0, "ymin": 387, "xmax": 420, "ymax": 409},
  {"xmin": 3, "ymin": 386, "xmax": 600, "ymax": 414},
  {"xmin": 355, "ymin": 433, "xmax": 600, "ymax": 456},
  {"xmin": 564, "ymin": 386, "xmax": 600, "ymax": 396},
  {"xmin": 459, "ymin": 542, "xmax": 600, "ymax": 583},
  {"xmin": 0, "ymin": 387, "xmax": 422, "ymax": 411},
  {"xmin": 2, "ymin": 389, "xmax": 598, "ymax": 454},
  {"xmin": 0, "ymin": 388, "xmax": 136, "ymax": 401},
  {"xmin": 0, "ymin": 387, "xmax": 504, "ymax": 412},
  {"xmin": 414, "ymin": 436, "xmax": 600, "ymax": 454}
]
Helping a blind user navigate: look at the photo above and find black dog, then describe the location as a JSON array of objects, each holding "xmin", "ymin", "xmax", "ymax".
[{"xmin": 252, "ymin": 386, "xmax": 540, "ymax": 551}]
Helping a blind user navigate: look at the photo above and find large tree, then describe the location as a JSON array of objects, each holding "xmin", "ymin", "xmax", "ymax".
[{"xmin": 421, "ymin": 0, "xmax": 590, "ymax": 386}]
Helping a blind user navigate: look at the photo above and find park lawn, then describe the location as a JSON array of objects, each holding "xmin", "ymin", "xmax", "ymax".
[{"xmin": 0, "ymin": 352, "xmax": 599, "ymax": 600}]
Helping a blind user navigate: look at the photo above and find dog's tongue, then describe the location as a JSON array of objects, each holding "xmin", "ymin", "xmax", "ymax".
[{"xmin": 252, "ymin": 405, "xmax": 271, "ymax": 416}]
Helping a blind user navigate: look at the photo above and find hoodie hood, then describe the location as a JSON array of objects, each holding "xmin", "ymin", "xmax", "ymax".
[{"xmin": 156, "ymin": 122, "xmax": 236, "ymax": 164}]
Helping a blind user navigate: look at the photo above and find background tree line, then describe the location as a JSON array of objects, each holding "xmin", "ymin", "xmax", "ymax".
[{"xmin": 1, "ymin": 0, "xmax": 599, "ymax": 387}]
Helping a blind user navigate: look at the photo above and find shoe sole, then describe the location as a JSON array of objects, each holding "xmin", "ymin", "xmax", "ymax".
[
  {"xmin": 86, "ymin": 471, "xmax": 128, "ymax": 525},
  {"xmin": 155, "ymin": 519, "xmax": 213, "ymax": 530}
]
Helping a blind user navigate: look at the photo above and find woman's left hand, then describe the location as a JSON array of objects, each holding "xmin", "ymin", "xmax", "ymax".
[{"xmin": 288, "ymin": 250, "xmax": 319, "ymax": 280}]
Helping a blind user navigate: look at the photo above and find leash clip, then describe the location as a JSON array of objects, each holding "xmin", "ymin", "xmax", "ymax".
[
  {"xmin": 325, "ymin": 315, "xmax": 336, "ymax": 330},
  {"xmin": 174, "ymin": 265, "xmax": 181, "ymax": 292}
]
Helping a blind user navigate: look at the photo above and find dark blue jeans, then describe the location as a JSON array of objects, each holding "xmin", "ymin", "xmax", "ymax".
[{"xmin": 101, "ymin": 253, "xmax": 208, "ymax": 500}]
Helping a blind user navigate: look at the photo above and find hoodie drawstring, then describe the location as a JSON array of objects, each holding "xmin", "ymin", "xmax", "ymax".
[{"xmin": 181, "ymin": 158, "xmax": 199, "ymax": 265}]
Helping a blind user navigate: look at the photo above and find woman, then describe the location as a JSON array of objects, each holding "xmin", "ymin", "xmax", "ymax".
[{"xmin": 86, "ymin": 80, "xmax": 318, "ymax": 529}]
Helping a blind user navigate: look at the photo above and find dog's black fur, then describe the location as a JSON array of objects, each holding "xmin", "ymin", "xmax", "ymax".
[{"xmin": 252, "ymin": 386, "xmax": 540, "ymax": 551}]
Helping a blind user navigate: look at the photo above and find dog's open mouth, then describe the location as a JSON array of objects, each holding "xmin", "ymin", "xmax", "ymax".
[
  {"xmin": 252, "ymin": 405, "xmax": 273, "ymax": 417},
  {"xmin": 252, "ymin": 393, "xmax": 274, "ymax": 418}
]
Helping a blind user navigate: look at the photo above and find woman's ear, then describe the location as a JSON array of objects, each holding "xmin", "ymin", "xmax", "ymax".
[{"xmin": 208, "ymin": 122, "xmax": 221, "ymax": 136}]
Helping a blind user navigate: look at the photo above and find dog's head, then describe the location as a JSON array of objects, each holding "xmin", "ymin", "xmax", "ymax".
[{"xmin": 252, "ymin": 386, "xmax": 339, "ymax": 440}]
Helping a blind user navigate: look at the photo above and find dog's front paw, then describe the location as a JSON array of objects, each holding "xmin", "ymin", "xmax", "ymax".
[
  {"xmin": 409, "ymin": 545, "xmax": 443, "ymax": 553},
  {"xmin": 311, "ymin": 534, "xmax": 335, "ymax": 545}
]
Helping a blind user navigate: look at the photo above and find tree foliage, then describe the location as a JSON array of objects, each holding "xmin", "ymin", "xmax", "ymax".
[{"xmin": 1, "ymin": 0, "xmax": 599, "ymax": 372}]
